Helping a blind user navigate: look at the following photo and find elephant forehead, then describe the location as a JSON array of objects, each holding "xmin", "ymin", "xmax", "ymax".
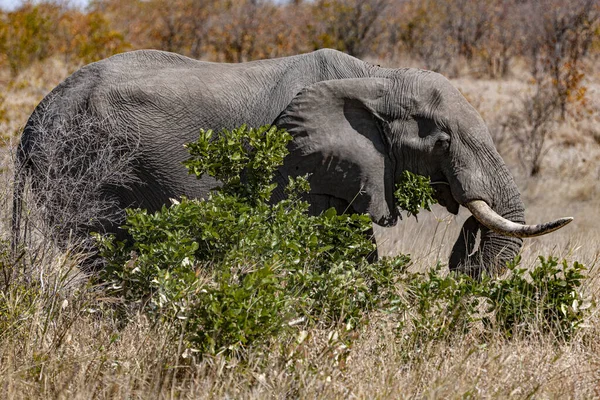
[{"xmin": 386, "ymin": 71, "xmax": 476, "ymax": 130}]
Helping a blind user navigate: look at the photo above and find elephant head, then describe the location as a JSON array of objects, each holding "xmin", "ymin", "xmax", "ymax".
[{"xmin": 275, "ymin": 71, "xmax": 572, "ymax": 277}]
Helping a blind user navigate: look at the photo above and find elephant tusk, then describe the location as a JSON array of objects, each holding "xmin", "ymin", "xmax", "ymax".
[{"xmin": 466, "ymin": 200, "xmax": 573, "ymax": 238}]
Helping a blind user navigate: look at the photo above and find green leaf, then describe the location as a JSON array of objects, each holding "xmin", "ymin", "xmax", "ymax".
[{"xmin": 394, "ymin": 171, "xmax": 437, "ymax": 217}]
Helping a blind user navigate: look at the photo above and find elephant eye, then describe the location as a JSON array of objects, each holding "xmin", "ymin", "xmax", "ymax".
[{"xmin": 434, "ymin": 133, "xmax": 451, "ymax": 152}]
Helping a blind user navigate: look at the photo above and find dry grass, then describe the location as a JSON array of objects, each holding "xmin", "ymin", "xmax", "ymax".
[{"xmin": 1, "ymin": 58, "xmax": 600, "ymax": 399}]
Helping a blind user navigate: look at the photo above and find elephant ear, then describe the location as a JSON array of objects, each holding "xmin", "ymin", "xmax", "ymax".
[{"xmin": 275, "ymin": 78, "xmax": 398, "ymax": 226}]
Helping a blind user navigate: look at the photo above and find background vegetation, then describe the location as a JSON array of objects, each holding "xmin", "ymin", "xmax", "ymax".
[{"xmin": 1, "ymin": 0, "xmax": 600, "ymax": 398}]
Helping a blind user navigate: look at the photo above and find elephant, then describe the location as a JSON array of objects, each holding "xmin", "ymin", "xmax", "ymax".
[{"xmin": 12, "ymin": 48, "xmax": 572, "ymax": 276}]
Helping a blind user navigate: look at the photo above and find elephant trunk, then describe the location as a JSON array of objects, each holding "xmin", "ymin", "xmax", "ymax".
[
  {"xmin": 449, "ymin": 213, "xmax": 525, "ymax": 279},
  {"xmin": 449, "ymin": 220, "xmax": 524, "ymax": 279},
  {"xmin": 449, "ymin": 198, "xmax": 573, "ymax": 278},
  {"xmin": 448, "ymin": 145, "xmax": 572, "ymax": 277},
  {"xmin": 449, "ymin": 184, "xmax": 527, "ymax": 278}
]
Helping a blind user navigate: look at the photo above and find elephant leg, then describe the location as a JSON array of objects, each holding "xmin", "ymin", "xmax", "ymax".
[
  {"xmin": 449, "ymin": 215, "xmax": 480, "ymax": 278},
  {"xmin": 364, "ymin": 226, "xmax": 379, "ymax": 263}
]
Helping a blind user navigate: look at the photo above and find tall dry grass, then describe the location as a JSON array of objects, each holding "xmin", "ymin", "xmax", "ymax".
[{"xmin": 1, "ymin": 58, "xmax": 599, "ymax": 399}]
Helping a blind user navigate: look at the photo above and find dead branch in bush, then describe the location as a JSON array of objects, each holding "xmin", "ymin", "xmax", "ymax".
[
  {"xmin": 501, "ymin": 85, "xmax": 559, "ymax": 177},
  {"xmin": 308, "ymin": 0, "xmax": 391, "ymax": 58},
  {"xmin": 12, "ymin": 96, "xmax": 140, "ymax": 263}
]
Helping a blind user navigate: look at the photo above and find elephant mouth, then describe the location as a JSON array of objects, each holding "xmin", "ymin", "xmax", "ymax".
[{"xmin": 430, "ymin": 180, "xmax": 459, "ymax": 215}]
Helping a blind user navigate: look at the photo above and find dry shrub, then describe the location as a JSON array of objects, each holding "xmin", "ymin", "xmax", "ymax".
[
  {"xmin": 94, "ymin": 0, "xmax": 313, "ymax": 62},
  {"xmin": 394, "ymin": 0, "xmax": 494, "ymax": 75},
  {"xmin": 497, "ymin": 84, "xmax": 559, "ymax": 176},
  {"xmin": 389, "ymin": 0, "xmax": 528, "ymax": 77},
  {"xmin": 523, "ymin": 0, "xmax": 599, "ymax": 120},
  {"xmin": 54, "ymin": 10, "xmax": 129, "ymax": 65},
  {"xmin": 385, "ymin": 0, "xmax": 600, "ymax": 81},
  {"xmin": 13, "ymin": 99, "xmax": 140, "ymax": 260},
  {"xmin": 106, "ymin": 0, "xmax": 214, "ymax": 58}
]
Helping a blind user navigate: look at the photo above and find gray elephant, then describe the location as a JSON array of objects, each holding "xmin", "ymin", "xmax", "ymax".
[{"xmin": 12, "ymin": 49, "xmax": 571, "ymax": 276}]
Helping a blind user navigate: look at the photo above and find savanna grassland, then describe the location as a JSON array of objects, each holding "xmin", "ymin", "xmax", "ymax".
[{"xmin": 1, "ymin": 1, "xmax": 600, "ymax": 398}]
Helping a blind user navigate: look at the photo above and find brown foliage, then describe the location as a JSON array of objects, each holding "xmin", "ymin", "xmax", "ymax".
[
  {"xmin": 2, "ymin": 0, "xmax": 598, "ymax": 81},
  {"xmin": 0, "ymin": 3, "xmax": 128, "ymax": 75},
  {"xmin": 523, "ymin": 0, "xmax": 599, "ymax": 119},
  {"xmin": 0, "ymin": 4, "xmax": 55, "ymax": 76},
  {"xmin": 93, "ymin": 0, "xmax": 213, "ymax": 57},
  {"xmin": 392, "ymin": 0, "xmax": 496, "ymax": 75},
  {"xmin": 206, "ymin": 0, "xmax": 295, "ymax": 62},
  {"xmin": 92, "ymin": 0, "xmax": 311, "ymax": 62},
  {"xmin": 307, "ymin": 0, "xmax": 391, "ymax": 58},
  {"xmin": 55, "ymin": 10, "xmax": 129, "ymax": 64}
]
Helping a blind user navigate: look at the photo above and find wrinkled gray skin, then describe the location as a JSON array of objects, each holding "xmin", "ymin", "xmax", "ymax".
[{"xmin": 14, "ymin": 49, "xmax": 528, "ymax": 276}]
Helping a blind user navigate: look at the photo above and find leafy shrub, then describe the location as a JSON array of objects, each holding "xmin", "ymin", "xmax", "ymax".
[
  {"xmin": 487, "ymin": 256, "xmax": 590, "ymax": 338},
  {"xmin": 98, "ymin": 125, "xmax": 423, "ymax": 356},
  {"xmin": 394, "ymin": 170, "xmax": 436, "ymax": 218},
  {"xmin": 399, "ymin": 256, "xmax": 592, "ymax": 345},
  {"xmin": 397, "ymin": 263, "xmax": 483, "ymax": 342}
]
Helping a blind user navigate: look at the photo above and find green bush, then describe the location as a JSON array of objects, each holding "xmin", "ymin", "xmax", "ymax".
[
  {"xmin": 98, "ymin": 125, "xmax": 423, "ymax": 356},
  {"xmin": 399, "ymin": 256, "xmax": 592, "ymax": 344},
  {"xmin": 397, "ymin": 263, "xmax": 483, "ymax": 342},
  {"xmin": 487, "ymin": 256, "xmax": 590, "ymax": 338},
  {"xmin": 394, "ymin": 170, "xmax": 436, "ymax": 218}
]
